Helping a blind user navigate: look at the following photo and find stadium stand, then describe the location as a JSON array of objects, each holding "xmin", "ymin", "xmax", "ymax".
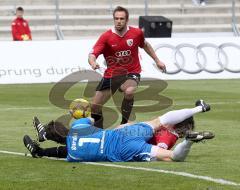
[{"xmin": 0, "ymin": 0, "xmax": 239, "ymax": 40}]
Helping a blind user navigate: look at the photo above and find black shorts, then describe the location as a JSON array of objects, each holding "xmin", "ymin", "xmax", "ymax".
[{"xmin": 96, "ymin": 73, "xmax": 140, "ymax": 93}]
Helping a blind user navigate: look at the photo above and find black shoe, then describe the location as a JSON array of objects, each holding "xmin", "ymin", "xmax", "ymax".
[
  {"xmin": 186, "ymin": 131, "xmax": 215, "ymax": 142},
  {"xmin": 195, "ymin": 100, "xmax": 211, "ymax": 112},
  {"xmin": 23, "ymin": 135, "xmax": 41, "ymax": 158},
  {"xmin": 33, "ymin": 116, "xmax": 46, "ymax": 142}
]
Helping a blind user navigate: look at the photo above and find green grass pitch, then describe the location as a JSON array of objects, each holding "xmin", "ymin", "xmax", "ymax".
[{"xmin": 0, "ymin": 79, "xmax": 239, "ymax": 190}]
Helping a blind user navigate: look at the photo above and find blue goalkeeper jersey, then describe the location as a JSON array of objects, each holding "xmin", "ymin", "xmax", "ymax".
[
  {"xmin": 66, "ymin": 118, "xmax": 154, "ymax": 162},
  {"xmin": 70, "ymin": 118, "xmax": 102, "ymax": 136}
]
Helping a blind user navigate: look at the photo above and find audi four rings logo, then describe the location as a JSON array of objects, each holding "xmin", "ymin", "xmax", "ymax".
[
  {"xmin": 115, "ymin": 50, "xmax": 131, "ymax": 57},
  {"xmin": 153, "ymin": 43, "xmax": 240, "ymax": 74}
]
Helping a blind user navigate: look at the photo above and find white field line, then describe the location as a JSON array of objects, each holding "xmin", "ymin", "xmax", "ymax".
[
  {"xmin": 0, "ymin": 101, "xmax": 240, "ymax": 111},
  {"xmin": 0, "ymin": 150, "xmax": 239, "ymax": 187}
]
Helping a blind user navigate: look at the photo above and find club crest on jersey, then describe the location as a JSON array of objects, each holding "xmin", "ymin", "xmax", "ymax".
[{"xmin": 126, "ymin": 39, "xmax": 133, "ymax": 47}]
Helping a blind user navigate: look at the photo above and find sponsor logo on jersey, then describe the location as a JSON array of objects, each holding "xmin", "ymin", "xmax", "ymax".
[
  {"xmin": 126, "ymin": 39, "xmax": 133, "ymax": 47},
  {"xmin": 115, "ymin": 50, "xmax": 131, "ymax": 57}
]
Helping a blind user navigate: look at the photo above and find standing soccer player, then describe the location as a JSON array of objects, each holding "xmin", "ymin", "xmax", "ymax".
[{"xmin": 88, "ymin": 6, "xmax": 166, "ymax": 128}]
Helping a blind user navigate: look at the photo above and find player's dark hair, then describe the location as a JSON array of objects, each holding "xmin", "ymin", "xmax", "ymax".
[
  {"xmin": 16, "ymin": 7, "xmax": 24, "ymax": 12},
  {"xmin": 113, "ymin": 6, "xmax": 129, "ymax": 21},
  {"xmin": 174, "ymin": 116, "xmax": 195, "ymax": 136}
]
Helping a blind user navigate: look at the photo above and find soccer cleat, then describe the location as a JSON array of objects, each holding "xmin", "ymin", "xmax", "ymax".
[
  {"xmin": 186, "ymin": 131, "xmax": 215, "ymax": 142},
  {"xmin": 33, "ymin": 116, "xmax": 46, "ymax": 142},
  {"xmin": 195, "ymin": 99, "xmax": 211, "ymax": 112},
  {"xmin": 23, "ymin": 135, "xmax": 41, "ymax": 158}
]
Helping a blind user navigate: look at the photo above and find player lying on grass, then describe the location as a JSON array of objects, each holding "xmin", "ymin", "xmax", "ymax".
[
  {"xmin": 23, "ymin": 100, "xmax": 214, "ymax": 162},
  {"xmin": 30, "ymin": 109, "xmax": 193, "ymax": 149},
  {"xmin": 30, "ymin": 98, "xmax": 192, "ymax": 150},
  {"xmin": 25, "ymin": 115, "xmax": 194, "ymax": 159}
]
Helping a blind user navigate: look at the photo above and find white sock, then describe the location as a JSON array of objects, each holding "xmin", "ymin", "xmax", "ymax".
[
  {"xmin": 159, "ymin": 107, "xmax": 202, "ymax": 125},
  {"xmin": 172, "ymin": 140, "xmax": 193, "ymax": 161}
]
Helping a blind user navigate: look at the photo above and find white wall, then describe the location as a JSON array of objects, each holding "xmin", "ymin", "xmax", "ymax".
[{"xmin": 0, "ymin": 37, "xmax": 240, "ymax": 84}]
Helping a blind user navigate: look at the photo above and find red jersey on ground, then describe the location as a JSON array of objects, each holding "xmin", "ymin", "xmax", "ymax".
[
  {"xmin": 149, "ymin": 127, "xmax": 179, "ymax": 150},
  {"xmin": 11, "ymin": 17, "xmax": 32, "ymax": 41},
  {"xmin": 90, "ymin": 26, "xmax": 145, "ymax": 78}
]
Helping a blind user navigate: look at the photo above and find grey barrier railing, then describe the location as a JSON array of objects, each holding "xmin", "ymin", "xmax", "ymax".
[
  {"xmin": 232, "ymin": 0, "xmax": 240, "ymax": 36},
  {"xmin": 55, "ymin": 0, "xmax": 64, "ymax": 40}
]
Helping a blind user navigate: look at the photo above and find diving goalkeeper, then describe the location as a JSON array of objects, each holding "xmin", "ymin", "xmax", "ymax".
[{"xmin": 23, "ymin": 100, "xmax": 214, "ymax": 162}]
